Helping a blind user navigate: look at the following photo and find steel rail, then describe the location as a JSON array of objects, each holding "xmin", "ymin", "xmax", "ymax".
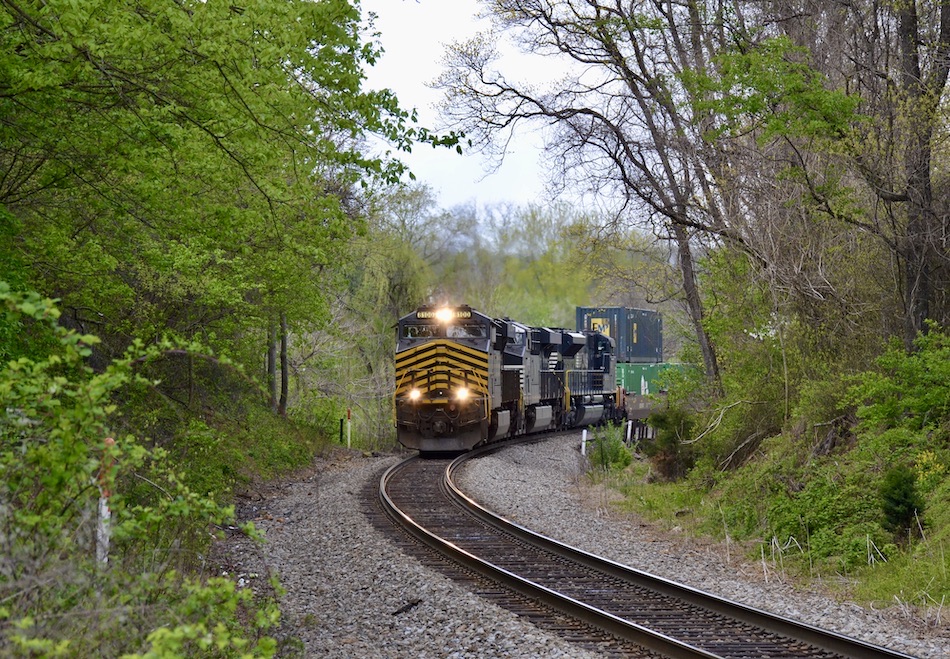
[
  {"xmin": 444, "ymin": 439, "xmax": 917, "ymax": 659},
  {"xmin": 379, "ymin": 455, "xmax": 719, "ymax": 658}
]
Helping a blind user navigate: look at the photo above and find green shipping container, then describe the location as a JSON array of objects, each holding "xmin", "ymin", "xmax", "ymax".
[{"xmin": 616, "ymin": 362, "xmax": 672, "ymax": 395}]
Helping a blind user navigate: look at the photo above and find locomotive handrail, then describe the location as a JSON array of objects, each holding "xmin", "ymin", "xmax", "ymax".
[
  {"xmin": 563, "ymin": 368, "xmax": 571, "ymax": 413},
  {"xmin": 392, "ymin": 369, "xmax": 413, "ymax": 426}
]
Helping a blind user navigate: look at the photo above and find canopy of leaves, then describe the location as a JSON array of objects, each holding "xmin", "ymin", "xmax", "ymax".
[
  {"xmin": 0, "ymin": 0, "xmax": 423, "ymax": 362},
  {"xmin": 685, "ymin": 36, "xmax": 862, "ymax": 144}
]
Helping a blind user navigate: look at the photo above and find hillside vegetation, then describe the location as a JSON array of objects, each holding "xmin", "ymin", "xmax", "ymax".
[{"xmin": 615, "ymin": 327, "xmax": 950, "ymax": 617}]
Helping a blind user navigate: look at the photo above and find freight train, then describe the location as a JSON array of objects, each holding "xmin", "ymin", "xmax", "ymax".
[{"xmin": 394, "ymin": 304, "xmax": 635, "ymax": 452}]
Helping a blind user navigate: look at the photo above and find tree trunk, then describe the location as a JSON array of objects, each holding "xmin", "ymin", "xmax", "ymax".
[
  {"xmin": 896, "ymin": 0, "xmax": 950, "ymax": 348},
  {"xmin": 268, "ymin": 321, "xmax": 278, "ymax": 412},
  {"xmin": 278, "ymin": 313, "xmax": 288, "ymax": 416},
  {"xmin": 673, "ymin": 223, "xmax": 720, "ymax": 388},
  {"xmin": 902, "ymin": 143, "xmax": 934, "ymax": 349}
]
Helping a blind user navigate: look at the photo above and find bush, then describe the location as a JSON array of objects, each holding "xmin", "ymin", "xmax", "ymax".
[
  {"xmin": 879, "ymin": 465, "xmax": 925, "ymax": 543},
  {"xmin": 848, "ymin": 326, "xmax": 950, "ymax": 432},
  {"xmin": 0, "ymin": 285, "xmax": 279, "ymax": 656},
  {"xmin": 644, "ymin": 407, "xmax": 695, "ymax": 480},
  {"xmin": 588, "ymin": 424, "xmax": 633, "ymax": 473},
  {"xmin": 609, "ymin": 323, "xmax": 950, "ymax": 601}
]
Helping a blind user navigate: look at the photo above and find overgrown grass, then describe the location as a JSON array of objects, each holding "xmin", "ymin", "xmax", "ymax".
[
  {"xmin": 170, "ymin": 409, "xmax": 332, "ymax": 502},
  {"xmin": 850, "ymin": 476, "xmax": 950, "ymax": 612},
  {"xmin": 611, "ymin": 460, "xmax": 709, "ymax": 525},
  {"xmin": 610, "ymin": 448, "xmax": 950, "ymax": 608},
  {"xmin": 115, "ymin": 359, "xmax": 342, "ymax": 508}
]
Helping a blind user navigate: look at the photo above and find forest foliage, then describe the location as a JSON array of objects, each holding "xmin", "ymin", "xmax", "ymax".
[{"xmin": 0, "ymin": 0, "xmax": 448, "ymax": 653}]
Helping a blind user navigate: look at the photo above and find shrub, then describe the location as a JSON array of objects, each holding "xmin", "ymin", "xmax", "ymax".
[
  {"xmin": 761, "ymin": 459, "xmax": 890, "ymax": 570},
  {"xmin": 879, "ymin": 465, "xmax": 925, "ymax": 543},
  {"xmin": 588, "ymin": 424, "xmax": 633, "ymax": 473},
  {"xmin": 0, "ymin": 284, "xmax": 278, "ymax": 656},
  {"xmin": 644, "ymin": 407, "xmax": 695, "ymax": 480},
  {"xmin": 848, "ymin": 325, "xmax": 950, "ymax": 432},
  {"xmin": 914, "ymin": 450, "xmax": 947, "ymax": 495}
]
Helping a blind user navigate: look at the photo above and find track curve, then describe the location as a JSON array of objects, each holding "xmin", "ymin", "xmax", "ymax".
[{"xmin": 378, "ymin": 438, "xmax": 918, "ymax": 659}]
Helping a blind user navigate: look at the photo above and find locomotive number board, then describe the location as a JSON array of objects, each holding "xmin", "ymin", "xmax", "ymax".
[{"xmin": 417, "ymin": 309, "xmax": 473, "ymax": 319}]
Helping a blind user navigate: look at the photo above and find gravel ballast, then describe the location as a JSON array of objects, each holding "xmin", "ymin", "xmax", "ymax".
[{"xmin": 223, "ymin": 434, "xmax": 948, "ymax": 657}]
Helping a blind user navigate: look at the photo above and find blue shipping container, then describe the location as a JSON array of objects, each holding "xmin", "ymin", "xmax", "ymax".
[{"xmin": 576, "ymin": 306, "xmax": 662, "ymax": 363}]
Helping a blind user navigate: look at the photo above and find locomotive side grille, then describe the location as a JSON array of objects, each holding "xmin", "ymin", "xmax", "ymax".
[
  {"xmin": 540, "ymin": 371, "xmax": 563, "ymax": 400},
  {"xmin": 500, "ymin": 368, "xmax": 521, "ymax": 403},
  {"xmin": 566, "ymin": 370, "xmax": 608, "ymax": 396},
  {"xmin": 395, "ymin": 340, "xmax": 489, "ymax": 399}
]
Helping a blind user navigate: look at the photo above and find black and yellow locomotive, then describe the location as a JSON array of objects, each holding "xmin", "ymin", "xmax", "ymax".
[{"xmin": 394, "ymin": 304, "xmax": 625, "ymax": 452}]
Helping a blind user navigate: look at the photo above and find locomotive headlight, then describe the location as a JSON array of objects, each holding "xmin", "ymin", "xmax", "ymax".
[
  {"xmin": 408, "ymin": 388, "xmax": 422, "ymax": 401},
  {"xmin": 435, "ymin": 307, "xmax": 454, "ymax": 323},
  {"xmin": 455, "ymin": 387, "xmax": 470, "ymax": 401}
]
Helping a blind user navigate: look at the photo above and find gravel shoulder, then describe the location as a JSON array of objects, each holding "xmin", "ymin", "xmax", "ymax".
[
  {"xmin": 219, "ymin": 435, "xmax": 948, "ymax": 658},
  {"xmin": 219, "ymin": 450, "xmax": 602, "ymax": 658}
]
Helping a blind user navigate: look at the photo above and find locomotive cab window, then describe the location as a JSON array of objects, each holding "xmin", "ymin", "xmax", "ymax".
[
  {"xmin": 447, "ymin": 323, "xmax": 487, "ymax": 339},
  {"xmin": 402, "ymin": 324, "xmax": 439, "ymax": 339},
  {"xmin": 512, "ymin": 328, "xmax": 526, "ymax": 346}
]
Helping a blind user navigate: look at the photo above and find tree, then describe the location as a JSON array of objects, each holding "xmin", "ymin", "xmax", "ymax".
[
  {"xmin": 369, "ymin": 183, "xmax": 471, "ymax": 271},
  {"xmin": 438, "ymin": 0, "xmax": 739, "ymax": 386},
  {"xmin": 0, "ymin": 0, "xmax": 449, "ymax": 377},
  {"xmin": 704, "ymin": 2, "xmax": 950, "ymax": 349},
  {"xmin": 477, "ymin": 203, "xmax": 595, "ymax": 326},
  {"xmin": 880, "ymin": 465, "xmax": 924, "ymax": 543}
]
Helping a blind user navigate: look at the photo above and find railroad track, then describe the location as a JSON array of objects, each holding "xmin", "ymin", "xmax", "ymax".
[{"xmin": 375, "ymin": 437, "xmax": 918, "ymax": 659}]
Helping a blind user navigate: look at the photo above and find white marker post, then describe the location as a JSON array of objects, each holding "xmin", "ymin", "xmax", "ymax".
[
  {"xmin": 97, "ymin": 437, "xmax": 115, "ymax": 565},
  {"xmin": 581, "ymin": 428, "xmax": 588, "ymax": 456},
  {"xmin": 346, "ymin": 408, "xmax": 352, "ymax": 449},
  {"xmin": 626, "ymin": 419, "xmax": 633, "ymax": 445}
]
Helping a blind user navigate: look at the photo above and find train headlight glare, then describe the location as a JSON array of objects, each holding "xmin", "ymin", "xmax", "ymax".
[
  {"xmin": 456, "ymin": 387, "xmax": 470, "ymax": 401},
  {"xmin": 435, "ymin": 307, "xmax": 453, "ymax": 323},
  {"xmin": 408, "ymin": 389, "xmax": 421, "ymax": 401}
]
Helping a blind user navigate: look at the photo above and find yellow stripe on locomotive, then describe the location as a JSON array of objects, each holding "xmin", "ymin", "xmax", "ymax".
[{"xmin": 395, "ymin": 340, "xmax": 489, "ymax": 401}]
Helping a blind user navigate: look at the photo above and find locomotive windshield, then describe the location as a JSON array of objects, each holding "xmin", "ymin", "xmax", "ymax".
[
  {"xmin": 447, "ymin": 323, "xmax": 487, "ymax": 339},
  {"xmin": 396, "ymin": 305, "xmax": 492, "ymax": 354},
  {"xmin": 400, "ymin": 322, "xmax": 488, "ymax": 340},
  {"xmin": 401, "ymin": 324, "xmax": 438, "ymax": 339}
]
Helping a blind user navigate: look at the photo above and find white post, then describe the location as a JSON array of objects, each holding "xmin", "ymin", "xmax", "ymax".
[
  {"xmin": 97, "ymin": 437, "xmax": 115, "ymax": 565},
  {"xmin": 97, "ymin": 497, "xmax": 111, "ymax": 564},
  {"xmin": 626, "ymin": 419, "xmax": 633, "ymax": 445},
  {"xmin": 346, "ymin": 408, "xmax": 352, "ymax": 448},
  {"xmin": 581, "ymin": 428, "xmax": 587, "ymax": 456}
]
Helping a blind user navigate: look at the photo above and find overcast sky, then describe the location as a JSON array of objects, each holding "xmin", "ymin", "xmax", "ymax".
[{"xmin": 360, "ymin": 0, "xmax": 547, "ymax": 209}]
